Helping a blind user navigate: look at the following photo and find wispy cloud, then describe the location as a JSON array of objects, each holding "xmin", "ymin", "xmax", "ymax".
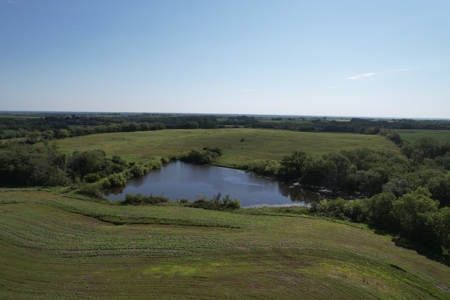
[{"xmin": 347, "ymin": 73, "xmax": 375, "ymax": 80}]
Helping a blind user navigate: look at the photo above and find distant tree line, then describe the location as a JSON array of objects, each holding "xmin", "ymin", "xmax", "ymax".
[
  {"xmin": 2, "ymin": 113, "xmax": 450, "ymax": 143},
  {"xmin": 0, "ymin": 114, "xmax": 218, "ymax": 141},
  {"xmin": 220, "ymin": 116, "xmax": 450, "ymax": 134}
]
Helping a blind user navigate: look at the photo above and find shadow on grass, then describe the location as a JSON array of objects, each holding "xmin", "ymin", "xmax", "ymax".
[
  {"xmin": 371, "ymin": 227, "xmax": 450, "ymax": 267},
  {"xmin": 391, "ymin": 236, "xmax": 450, "ymax": 267}
]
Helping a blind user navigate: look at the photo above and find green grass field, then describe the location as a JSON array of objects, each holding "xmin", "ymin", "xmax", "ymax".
[
  {"xmin": 397, "ymin": 130, "xmax": 450, "ymax": 145},
  {"xmin": 1, "ymin": 190, "xmax": 449, "ymax": 299},
  {"xmin": 53, "ymin": 129, "xmax": 398, "ymax": 166}
]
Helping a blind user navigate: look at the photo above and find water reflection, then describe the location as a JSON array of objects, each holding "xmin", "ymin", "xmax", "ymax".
[{"xmin": 104, "ymin": 161, "xmax": 322, "ymax": 207}]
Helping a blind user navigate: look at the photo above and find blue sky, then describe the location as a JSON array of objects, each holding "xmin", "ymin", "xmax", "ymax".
[{"xmin": 1, "ymin": 0, "xmax": 449, "ymax": 118}]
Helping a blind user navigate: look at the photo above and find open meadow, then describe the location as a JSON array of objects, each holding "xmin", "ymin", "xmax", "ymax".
[
  {"xmin": 51, "ymin": 128, "xmax": 399, "ymax": 166},
  {"xmin": 1, "ymin": 190, "xmax": 450, "ymax": 299},
  {"xmin": 396, "ymin": 130, "xmax": 450, "ymax": 145}
]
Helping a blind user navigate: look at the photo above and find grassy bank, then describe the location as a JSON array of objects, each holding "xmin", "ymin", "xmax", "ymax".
[
  {"xmin": 1, "ymin": 190, "xmax": 449, "ymax": 299},
  {"xmin": 51, "ymin": 128, "xmax": 398, "ymax": 166}
]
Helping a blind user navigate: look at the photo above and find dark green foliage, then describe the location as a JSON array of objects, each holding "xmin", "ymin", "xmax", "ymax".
[
  {"xmin": 278, "ymin": 150, "xmax": 309, "ymax": 182},
  {"xmin": 382, "ymin": 178, "xmax": 412, "ymax": 198},
  {"xmin": 348, "ymin": 170, "xmax": 383, "ymax": 196},
  {"xmin": 180, "ymin": 147, "xmax": 223, "ymax": 164},
  {"xmin": 243, "ymin": 160, "xmax": 280, "ymax": 177},
  {"xmin": 388, "ymin": 131, "xmax": 403, "ymax": 145},
  {"xmin": 434, "ymin": 152, "xmax": 450, "ymax": 170},
  {"xmin": 190, "ymin": 193, "xmax": 241, "ymax": 210},
  {"xmin": 108, "ymin": 173, "xmax": 127, "ymax": 187},
  {"xmin": 363, "ymin": 192, "xmax": 397, "ymax": 229},
  {"xmin": 84, "ymin": 173, "xmax": 101, "ymax": 183},
  {"xmin": 123, "ymin": 193, "xmax": 169, "ymax": 205},
  {"xmin": 393, "ymin": 188, "xmax": 439, "ymax": 239},
  {"xmin": 77, "ymin": 183, "xmax": 103, "ymax": 198},
  {"xmin": 202, "ymin": 146, "xmax": 222, "ymax": 156},
  {"xmin": 68, "ymin": 149, "xmax": 107, "ymax": 178},
  {"xmin": 130, "ymin": 165, "xmax": 149, "ymax": 177},
  {"xmin": 112, "ymin": 155, "xmax": 127, "ymax": 166},
  {"xmin": 427, "ymin": 173, "xmax": 450, "ymax": 207},
  {"xmin": 0, "ymin": 144, "xmax": 71, "ymax": 186},
  {"xmin": 364, "ymin": 126, "xmax": 380, "ymax": 135}
]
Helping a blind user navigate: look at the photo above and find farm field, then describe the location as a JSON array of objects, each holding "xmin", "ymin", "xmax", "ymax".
[
  {"xmin": 52, "ymin": 128, "xmax": 399, "ymax": 166},
  {"xmin": 1, "ymin": 190, "xmax": 450, "ymax": 299},
  {"xmin": 396, "ymin": 130, "xmax": 450, "ymax": 145}
]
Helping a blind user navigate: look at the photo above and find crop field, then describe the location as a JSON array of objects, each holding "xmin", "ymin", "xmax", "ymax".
[
  {"xmin": 1, "ymin": 190, "xmax": 449, "ymax": 299},
  {"xmin": 397, "ymin": 130, "xmax": 450, "ymax": 145},
  {"xmin": 52, "ymin": 128, "xmax": 398, "ymax": 166}
]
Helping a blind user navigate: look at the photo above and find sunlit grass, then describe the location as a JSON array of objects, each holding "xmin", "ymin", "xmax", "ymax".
[
  {"xmin": 1, "ymin": 190, "xmax": 449, "ymax": 299},
  {"xmin": 52, "ymin": 128, "xmax": 398, "ymax": 166}
]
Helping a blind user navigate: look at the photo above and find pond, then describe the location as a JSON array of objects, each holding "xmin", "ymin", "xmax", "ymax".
[{"xmin": 104, "ymin": 161, "xmax": 322, "ymax": 207}]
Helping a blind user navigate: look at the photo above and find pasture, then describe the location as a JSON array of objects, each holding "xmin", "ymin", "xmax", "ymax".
[
  {"xmin": 397, "ymin": 129, "xmax": 450, "ymax": 145},
  {"xmin": 52, "ymin": 128, "xmax": 398, "ymax": 166},
  {"xmin": 1, "ymin": 190, "xmax": 450, "ymax": 299}
]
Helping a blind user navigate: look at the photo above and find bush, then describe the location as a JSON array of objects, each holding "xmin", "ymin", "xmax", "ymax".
[
  {"xmin": 108, "ymin": 173, "xmax": 127, "ymax": 187},
  {"xmin": 77, "ymin": 184, "xmax": 103, "ymax": 198},
  {"xmin": 84, "ymin": 173, "xmax": 101, "ymax": 183},
  {"xmin": 130, "ymin": 165, "xmax": 149, "ymax": 177},
  {"xmin": 245, "ymin": 160, "xmax": 280, "ymax": 177},
  {"xmin": 180, "ymin": 147, "xmax": 223, "ymax": 164},
  {"xmin": 111, "ymin": 155, "xmax": 127, "ymax": 166},
  {"xmin": 124, "ymin": 193, "xmax": 169, "ymax": 205},
  {"xmin": 99, "ymin": 178, "xmax": 111, "ymax": 189},
  {"xmin": 190, "ymin": 193, "xmax": 240, "ymax": 210},
  {"xmin": 148, "ymin": 159, "xmax": 162, "ymax": 170}
]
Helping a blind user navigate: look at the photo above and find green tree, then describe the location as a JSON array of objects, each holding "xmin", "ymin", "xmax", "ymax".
[
  {"xmin": 56, "ymin": 129, "xmax": 70, "ymax": 139},
  {"xmin": 26, "ymin": 130, "xmax": 41, "ymax": 144},
  {"xmin": 393, "ymin": 187, "xmax": 439, "ymax": 237},
  {"xmin": 41, "ymin": 130, "xmax": 55, "ymax": 140},
  {"xmin": 278, "ymin": 150, "xmax": 310, "ymax": 182}
]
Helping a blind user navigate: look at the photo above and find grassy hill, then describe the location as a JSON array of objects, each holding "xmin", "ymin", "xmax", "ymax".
[
  {"xmin": 51, "ymin": 128, "xmax": 398, "ymax": 166},
  {"xmin": 1, "ymin": 190, "xmax": 449, "ymax": 299}
]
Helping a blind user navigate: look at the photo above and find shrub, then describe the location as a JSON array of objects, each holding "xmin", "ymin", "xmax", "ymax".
[
  {"xmin": 108, "ymin": 173, "xmax": 127, "ymax": 187},
  {"xmin": 124, "ymin": 193, "xmax": 169, "ymax": 205},
  {"xmin": 77, "ymin": 184, "xmax": 103, "ymax": 198},
  {"xmin": 130, "ymin": 165, "xmax": 147, "ymax": 177},
  {"xmin": 190, "ymin": 193, "xmax": 240, "ymax": 210},
  {"xmin": 245, "ymin": 160, "xmax": 280, "ymax": 177},
  {"xmin": 99, "ymin": 178, "xmax": 111, "ymax": 189},
  {"xmin": 84, "ymin": 173, "xmax": 101, "ymax": 183},
  {"xmin": 180, "ymin": 147, "xmax": 223, "ymax": 164},
  {"xmin": 111, "ymin": 155, "xmax": 127, "ymax": 166},
  {"xmin": 147, "ymin": 159, "xmax": 162, "ymax": 170}
]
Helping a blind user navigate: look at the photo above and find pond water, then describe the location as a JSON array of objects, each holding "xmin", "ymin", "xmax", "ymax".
[{"xmin": 104, "ymin": 161, "xmax": 321, "ymax": 207}]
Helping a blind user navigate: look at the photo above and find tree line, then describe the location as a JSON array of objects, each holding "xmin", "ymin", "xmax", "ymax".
[
  {"xmin": 0, "ymin": 114, "xmax": 219, "ymax": 141},
  {"xmin": 242, "ymin": 136, "xmax": 450, "ymax": 254}
]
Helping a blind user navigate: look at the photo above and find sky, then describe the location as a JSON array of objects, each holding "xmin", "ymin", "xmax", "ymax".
[{"xmin": 1, "ymin": 0, "xmax": 450, "ymax": 118}]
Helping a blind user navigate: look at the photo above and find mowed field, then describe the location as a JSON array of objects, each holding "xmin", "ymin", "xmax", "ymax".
[
  {"xmin": 53, "ymin": 129, "xmax": 398, "ymax": 166},
  {"xmin": 1, "ymin": 190, "xmax": 450, "ymax": 299},
  {"xmin": 397, "ymin": 130, "xmax": 450, "ymax": 145}
]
